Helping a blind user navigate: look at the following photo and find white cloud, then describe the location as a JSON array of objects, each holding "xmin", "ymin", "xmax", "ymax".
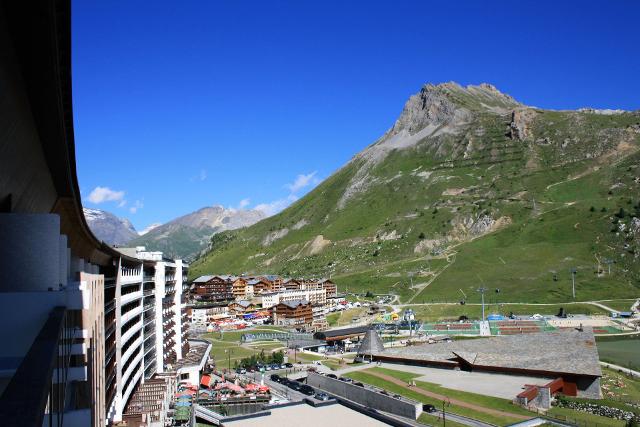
[
  {"xmin": 129, "ymin": 200, "xmax": 144, "ymax": 214},
  {"xmin": 190, "ymin": 169, "xmax": 208, "ymax": 182},
  {"xmin": 285, "ymin": 171, "xmax": 320, "ymax": 193},
  {"xmin": 254, "ymin": 194, "xmax": 298, "ymax": 217},
  {"xmin": 87, "ymin": 186, "xmax": 125, "ymax": 204},
  {"xmin": 238, "ymin": 198, "xmax": 251, "ymax": 209}
]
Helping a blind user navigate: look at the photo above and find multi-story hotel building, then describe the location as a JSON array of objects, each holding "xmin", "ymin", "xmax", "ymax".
[
  {"xmin": 0, "ymin": 4, "xmax": 195, "ymax": 425},
  {"xmin": 105, "ymin": 247, "xmax": 189, "ymax": 423},
  {"xmin": 261, "ymin": 288, "xmax": 327, "ymax": 309},
  {"xmin": 272, "ymin": 300, "xmax": 314, "ymax": 327}
]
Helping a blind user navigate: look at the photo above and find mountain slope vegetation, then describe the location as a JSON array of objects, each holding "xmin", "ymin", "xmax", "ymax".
[
  {"xmin": 129, "ymin": 206, "xmax": 264, "ymax": 260},
  {"xmin": 190, "ymin": 83, "xmax": 640, "ymax": 304}
]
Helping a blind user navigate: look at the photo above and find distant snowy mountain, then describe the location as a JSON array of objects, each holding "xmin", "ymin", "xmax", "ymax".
[
  {"xmin": 83, "ymin": 208, "xmax": 139, "ymax": 245},
  {"xmin": 128, "ymin": 205, "xmax": 265, "ymax": 260},
  {"xmin": 139, "ymin": 223, "xmax": 162, "ymax": 236}
]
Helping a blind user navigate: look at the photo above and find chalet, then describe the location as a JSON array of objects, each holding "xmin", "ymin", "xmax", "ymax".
[
  {"xmin": 319, "ymin": 279, "xmax": 337, "ymax": 297},
  {"xmin": 228, "ymin": 300, "xmax": 257, "ymax": 314},
  {"xmin": 192, "ymin": 275, "xmax": 235, "ymax": 302},
  {"xmin": 283, "ymin": 278, "xmax": 303, "ymax": 291},
  {"xmin": 273, "ymin": 300, "xmax": 313, "ymax": 327},
  {"xmin": 231, "ymin": 277, "xmax": 252, "ymax": 299},
  {"xmin": 247, "ymin": 278, "xmax": 272, "ymax": 294}
]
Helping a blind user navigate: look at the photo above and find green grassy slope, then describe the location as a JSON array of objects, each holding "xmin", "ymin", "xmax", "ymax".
[{"xmin": 190, "ymin": 84, "xmax": 640, "ymax": 304}]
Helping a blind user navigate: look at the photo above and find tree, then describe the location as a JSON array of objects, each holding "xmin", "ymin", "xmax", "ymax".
[
  {"xmin": 589, "ymin": 206, "xmax": 595, "ymax": 212},
  {"xmin": 615, "ymin": 207, "xmax": 626, "ymax": 219},
  {"xmin": 418, "ymin": 232, "xmax": 426, "ymax": 239}
]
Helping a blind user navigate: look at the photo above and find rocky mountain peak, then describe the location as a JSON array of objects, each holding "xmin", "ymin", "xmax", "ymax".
[
  {"xmin": 389, "ymin": 82, "xmax": 521, "ymax": 138},
  {"xmin": 83, "ymin": 207, "xmax": 138, "ymax": 245}
]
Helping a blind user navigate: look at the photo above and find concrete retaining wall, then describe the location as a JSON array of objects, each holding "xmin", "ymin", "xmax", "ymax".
[{"xmin": 307, "ymin": 373, "xmax": 422, "ymax": 419}]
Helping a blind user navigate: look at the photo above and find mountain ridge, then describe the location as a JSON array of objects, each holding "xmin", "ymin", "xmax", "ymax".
[
  {"xmin": 127, "ymin": 205, "xmax": 265, "ymax": 260},
  {"xmin": 190, "ymin": 82, "xmax": 640, "ymax": 304}
]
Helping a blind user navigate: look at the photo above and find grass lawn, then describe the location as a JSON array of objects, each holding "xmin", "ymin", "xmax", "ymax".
[
  {"xmin": 546, "ymin": 407, "xmax": 625, "ymax": 427},
  {"xmin": 593, "ymin": 367, "xmax": 640, "ymax": 408},
  {"xmin": 321, "ymin": 358, "xmax": 351, "ymax": 371},
  {"xmin": 203, "ymin": 326, "xmax": 289, "ymax": 369},
  {"xmin": 290, "ymin": 351, "xmax": 324, "ymax": 364},
  {"xmin": 209, "ymin": 344, "xmax": 258, "ymax": 369},
  {"xmin": 418, "ymin": 413, "xmax": 467, "ymax": 427},
  {"xmin": 325, "ymin": 307, "xmax": 369, "ymax": 327},
  {"xmin": 346, "ymin": 368, "xmax": 533, "ymax": 426},
  {"xmin": 597, "ymin": 335, "xmax": 640, "ymax": 370},
  {"xmin": 599, "ymin": 299, "xmax": 638, "ymax": 312},
  {"xmin": 246, "ymin": 341, "xmax": 286, "ymax": 351}
]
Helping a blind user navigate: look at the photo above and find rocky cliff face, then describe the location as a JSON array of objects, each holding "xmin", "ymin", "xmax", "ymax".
[{"xmin": 84, "ymin": 208, "xmax": 139, "ymax": 245}]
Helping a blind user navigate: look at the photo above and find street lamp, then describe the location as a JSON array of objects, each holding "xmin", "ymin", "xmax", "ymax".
[
  {"xmin": 477, "ymin": 287, "xmax": 487, "ymax": 320},
  {"xmin": 570, "ymin": 268, "xmax": 577, "ymax": 299}
]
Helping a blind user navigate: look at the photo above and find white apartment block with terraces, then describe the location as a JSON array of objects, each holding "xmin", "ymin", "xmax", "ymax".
[{"xmin": 106, "ymin": 247, "xmax": 189, "ymax": 423}]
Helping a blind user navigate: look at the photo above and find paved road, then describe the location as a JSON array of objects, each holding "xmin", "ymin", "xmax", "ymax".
[{"xmin": 600, "ymin": 361, "xmax": 640, "ymax": 378}]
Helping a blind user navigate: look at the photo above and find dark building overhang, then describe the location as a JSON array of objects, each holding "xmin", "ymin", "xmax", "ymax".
[{"xmin": 1, "ymin": 0, "xmax": 111, "ymax": 265}]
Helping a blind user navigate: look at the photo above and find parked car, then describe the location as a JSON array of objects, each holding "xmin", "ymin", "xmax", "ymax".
[
  {"xmin": 299, "ymin": 385, "xmax": 315, "ymax": 396},
  {"xmin": 314, "ymin": 392, "xmax": 330, "ymax": 401},
  {"xmin": 289, "ymin": 382, "xmax": 302, "ymax": 391},
  {"xmin": 423, "ymin": 404, "xmax": 436, "ymax": 413},
  {"xmin": 284, "ymin": 363, "xmax": 293, "ymax": 368},
  {"xmin": 270, "ymin": 374, "xmax": 281, "ymax": 382},
  {"xmin": 353, "ymin": 382, "xmax": 365, "ymax": 387},
  {"xmin": 338, "ymin": 377, "xmax": 353, "ymax": 383},
  {"xmin": 280, "ymin": 364, "xmax": 287, "ymax": 369},
  {"xmin": 379, "ymin": 390, "xmax": 389, "ymax": 396},
  {"xmin": 326, "ymin": 374, "xmax": 337, "ymax": 379}
]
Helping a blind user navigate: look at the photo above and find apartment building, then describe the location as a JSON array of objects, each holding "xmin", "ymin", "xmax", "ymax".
[
  {"xmin": 193, "ymin": 275, "xmax": 234, "ymax": 302},
  {"xmin": 261, "ymin": 288, "xmax": 327, "ymax": 309},
  {"xmin": 0, "ymin": 3, "xmax": 112, "ymax": 425},
  {"xmin": 106, "ymin": 247, "xmax": 189, "ymax": 423},
  {"xmin": 272, "ymin": 300, "xmax": 313, "ymax": 327},
  {"xmin": 0, "ymin": 6, "xmax": 192, "ymax": 425}
]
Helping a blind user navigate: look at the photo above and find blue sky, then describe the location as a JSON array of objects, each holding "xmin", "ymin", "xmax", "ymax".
[{"xmin": 72, "ymin": 1, "xmax": 640, "ymax": 230}]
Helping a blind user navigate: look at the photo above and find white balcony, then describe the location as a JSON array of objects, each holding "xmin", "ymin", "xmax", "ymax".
[
  {"xmin": 122, "ymin": 349, "xmax": 143, "ymax": 387},
  {"xmin": 121, "ymin": 335, "xmax": 143, "ymax": 366},
  {"xmin": 121, "ymin": 319, "xmax": 143, "ymax": 345},
  {"xmin": 121, "ymin": 304, "xmax": 143, "ymax": 326},
  {"xmin": 120, "ymin": 289, "xmax": 143, "ymax": 306}
]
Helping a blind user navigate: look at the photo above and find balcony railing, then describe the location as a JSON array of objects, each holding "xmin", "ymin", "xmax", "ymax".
[
  {"xmin": 0, "ymin": 307, "xmax": 72, "ymax": 427},
  {"xmin": 105, "ymin": 299, "xmax": 115, "ymax": 314}
]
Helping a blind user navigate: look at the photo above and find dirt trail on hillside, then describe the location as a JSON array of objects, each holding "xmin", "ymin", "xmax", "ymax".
[{"xmin": 365, "ymin": 370, "xmax": 531, "ymax": 421}]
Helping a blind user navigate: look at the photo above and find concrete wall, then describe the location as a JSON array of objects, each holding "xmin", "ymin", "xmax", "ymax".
[
  {"xmin": 307, "ymin": 372, "xmax": 422, "ymax": 419},
  {"xmin": 0, "ymin": 214, "xmax": 63, "ymax": 292},
  {"xmin": 577, "ymin": 376, "xmax": 602, "ymax": 399}
]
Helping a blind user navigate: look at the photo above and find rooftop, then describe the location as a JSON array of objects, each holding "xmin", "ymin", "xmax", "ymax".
[
  {"xmin": 277, "ymin": 299, "xmax": 310, "ymax": 309},
  {"xmin": 223, "ymin": 402, "xmax": 388, "ymax": 427},
  {"xmin": 363, "ymin": 328, "xmax": 602, "ymax": 377}
]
